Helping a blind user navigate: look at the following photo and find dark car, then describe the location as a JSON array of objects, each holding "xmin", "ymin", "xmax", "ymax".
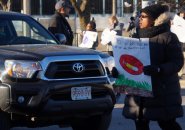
[{"xmin": 0, "ymin": 11, "xmax": 116, "ymax": 130}]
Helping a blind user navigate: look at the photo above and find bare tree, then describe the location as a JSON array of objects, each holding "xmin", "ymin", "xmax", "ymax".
[
  {"xmin": 70, "ymin": 0, "xmax": 91, "ymax": 30},
  {"xmin": 0, "ymin": 0, "xmax": 12, "ymax": 11}
]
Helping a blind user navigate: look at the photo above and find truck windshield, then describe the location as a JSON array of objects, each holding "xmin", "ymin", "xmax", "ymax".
[{"xmin": 0, "ymin": 18, "xmax": 58, "ymax": 45}]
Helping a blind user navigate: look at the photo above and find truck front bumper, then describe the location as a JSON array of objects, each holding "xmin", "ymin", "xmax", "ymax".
[{"xmin": 0, "ymin": 78, "xmax": 116, "ymax": 118}]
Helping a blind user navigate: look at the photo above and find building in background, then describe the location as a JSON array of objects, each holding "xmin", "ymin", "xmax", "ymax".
[
  {"xmin": 10, "ymin": 0, "xmax": 182, "ymax": 16},
  {"xmin": 11, "ymin": 0, "xmax": 138, "ymax": 16}
]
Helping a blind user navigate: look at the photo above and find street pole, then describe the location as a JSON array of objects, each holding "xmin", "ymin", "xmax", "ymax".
[
  {"xmin": 39, "ymin": 0, "xmax": 42, "ymax": 15},
  {"xmin": 176, "ymin": 0, "xmax": 179, "ymax": 13},
  {"xmin": 23, "ymin": 0, "xmax": 31, "ymax": 15},
  {"xmin": 121, "ymin": 0, "xmax": 124, "ymax": 17},
  {"xmin": 103, "ymin": 0, "xmax": 105, "ymax": 15},
  {"xmin": 23, "ymin": 0, "xmax": 31, "ymax": 37},
  {"xmin": 112, "ymin": 0, "xmax": 116, "ymax": 15},
  {"xmin": 117, "ymin": 0, "xmax": 121, "ymax": 17},
  {"xmin": 134, "ymin": 0, "xmax": 138, "ymax": 13},
  {"xmin": 74, "ymin": 0, "xmax": 77, "ymax": 46}
]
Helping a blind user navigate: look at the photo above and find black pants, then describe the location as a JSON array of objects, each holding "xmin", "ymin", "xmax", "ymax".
[{"xmin": 135, "ymin": 119, "xmax": 182, "ymax": 130}]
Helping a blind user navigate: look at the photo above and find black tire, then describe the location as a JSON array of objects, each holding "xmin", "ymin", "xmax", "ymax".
[
  {"xmin": 0, "ymin": 111, "xmax": 10, "ymax": 130},
  {"xmin": 71, "ymin": 112, "xmax": 112, "ymax": 130}
]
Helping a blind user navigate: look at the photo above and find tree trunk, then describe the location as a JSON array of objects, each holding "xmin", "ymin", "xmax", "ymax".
[
  {"xmin": 79, "ymin": 14, "xmax": 90, "ymax": 30},
  {"xmin": 70, "ymin": 0, "xmax": 91, "ymax": 31},
  {"xmin": 0, "ymin": 0, "xmax": 12, "ymax": 11}
]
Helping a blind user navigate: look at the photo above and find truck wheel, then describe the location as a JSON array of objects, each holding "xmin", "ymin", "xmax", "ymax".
[
  {"xmin": 71, "ymin": 112, "xmax": 112, "ymax": 130},
  {"xmin": 0, "ymin": 111, "xmax": 10, "ymax": 130}
]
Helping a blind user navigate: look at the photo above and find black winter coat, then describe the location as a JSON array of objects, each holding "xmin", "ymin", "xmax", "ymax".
[
  {"xmin": 48, "ymin": 12, "xmax": 73, "ymax": 46},
  {"xmin": 123, "ymin": 23, "xmax": 184, "ymax": 121}
]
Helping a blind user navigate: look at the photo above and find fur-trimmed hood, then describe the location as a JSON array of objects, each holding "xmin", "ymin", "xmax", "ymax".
[{"xmin": 154, "ymin": 11, "xmax": 172, "ymax": 26}]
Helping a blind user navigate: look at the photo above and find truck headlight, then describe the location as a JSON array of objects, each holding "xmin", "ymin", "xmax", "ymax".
[
  {"xmin": 5, "ymin": 60, "xmax": 42, "ymax": 78},
  {"xmin": 102, "ymin": 56, "xmax": 115, "ymax": 73}
]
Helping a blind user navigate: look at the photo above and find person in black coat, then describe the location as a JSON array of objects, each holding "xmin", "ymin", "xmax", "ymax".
[
  {"xmin": 48, "ymin": 0, "xmax": 73, "ymax": 46},
  {"xmin": 115, "ymin": 4, "xmax": 184, "ymax": 130}
]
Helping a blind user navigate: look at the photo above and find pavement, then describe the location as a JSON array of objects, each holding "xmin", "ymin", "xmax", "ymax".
[{"xmin": 12, "ymin": 91, "xmax": 185, "ymax": 130}]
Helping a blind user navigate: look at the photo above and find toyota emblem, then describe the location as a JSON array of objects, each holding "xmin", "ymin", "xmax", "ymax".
[{"xmin": 72, "ymin": 63, "xmax": 84, "ymax": 73}]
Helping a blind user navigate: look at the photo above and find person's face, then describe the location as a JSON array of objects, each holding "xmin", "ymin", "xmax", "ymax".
[
  {"xmin": 60, "ymin": 7, "xmax": 71, "ymax": 16},
  {"xmin": 109, "ymin": 18, "xmax": 114, "ymax": 26},
  {"xmin": 86, "ymin": 23, "xmax": 93, "ymax": 31},
  {"xmin": 179, "ymin": 12, "xmax": 185, "ymax": 18},
  {"xmin": 139, "ymin": 12, "xmax": 154, "ymax": 29}
]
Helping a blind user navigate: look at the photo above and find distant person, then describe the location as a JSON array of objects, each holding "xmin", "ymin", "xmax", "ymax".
[
  {"xmin": 107, "ymin": 15, "xmax": 124, "ymax": 56},
  {"xmin": 91, "ymin": 17, "xmax": 96, "ymax": 29},
  {"xmin": 133, "ymin": 11, "xmax": 140, "ymax": 35},
  {"xmin": 48, "ymin": 0, "xmax": 73, "ymax": 46},
  {"xmin": 86, "ymin": 21, "xmax": 96, "ymax": 32},
  {"xmin": 82, "ymin": 21, "xmax": 98, "ymax": 50},
  {"xmin": 109, "ymin": 15, "xmax": 123, "ymax": 36},
  {"xmin": 107, "ymin": 15, "xmax": 124, "ymax": 98},
  {"xmin": 178, "ymin": 6, "xmax": 185, "ymax": 19},
  {"xmin": 178, "ymin": 6, "xmax": 185, "ymax": 79},
  {"xmin": 126, "ymin": 16, "xmax": 137, "ymax": 37}
]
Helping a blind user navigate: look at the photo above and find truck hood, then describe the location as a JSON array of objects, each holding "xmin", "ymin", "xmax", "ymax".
[{"xmin": 0, "ymin": 44, "xmax": 102, "ymax": 60}]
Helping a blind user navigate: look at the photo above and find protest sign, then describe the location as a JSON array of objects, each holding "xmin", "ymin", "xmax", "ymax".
[
  {"xmin": 171, "ymin": 14, "xmax": 185, "ymax": 43},
  {"xmin": 100, "ymin": 28, "xmax": 117, "ymax": 45},
  {"xmin": 112, "ymin": 36, "xmax": 153, "ymax": 97},
  {"xmin": 79, "ymin": 31, "xmax": 98, "ymax": 48}
]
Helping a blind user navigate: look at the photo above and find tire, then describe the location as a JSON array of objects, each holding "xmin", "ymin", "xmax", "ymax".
[
  {"xmin": 0, "ymin": 111, "xmax": 10, "ymax": 130},
  {"xmin": 71, "ymin": 112, "xmax": 112, "ymax": 130}
]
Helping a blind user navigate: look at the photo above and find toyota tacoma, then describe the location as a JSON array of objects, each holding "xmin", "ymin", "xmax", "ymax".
[{"xmin": 0, "ymin": 11, "xmax": 116, "ymax": 130}]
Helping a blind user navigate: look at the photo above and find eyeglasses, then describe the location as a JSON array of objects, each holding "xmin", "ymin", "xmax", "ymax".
[{"xmin": 139, "ymin": 15, "xmax": 149, "ymax": 19}]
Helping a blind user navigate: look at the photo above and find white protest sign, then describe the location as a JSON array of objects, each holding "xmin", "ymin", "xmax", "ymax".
[
  {"xmin": 100, "ymin": 28, "xmax": 117, "ymax": 45},
  {"xmin": 79, "ymin": 31, "xmax": 98, "ymax": 48},
  {"xmin": 171, "ymin": 14, "xmax": 185, "ymax": 43},
  {"xmin": 112, "ymin": 36, "xmax": 152, "ymax": 97}
]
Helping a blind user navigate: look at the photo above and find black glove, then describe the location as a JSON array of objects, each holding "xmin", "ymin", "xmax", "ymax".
[
  {"xmin": 112, "ymin": 67, "xmax": 119, "ymax": 78},
  {"xmin": 143, "ymin": 65, "xmax": 160, "ymax": 76}
]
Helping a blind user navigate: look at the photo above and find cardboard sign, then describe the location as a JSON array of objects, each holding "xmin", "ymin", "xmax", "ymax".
[
  {"xmin": 112, "ymin": 36, "xmax": 153, "ymax": 97},
  {"xmin": 79, "ymin": 31, "xmax": 98, "ymax": 48},
  {"xmin": 100, "ymin": 28, "xmax": 117, "ymax": 45}
]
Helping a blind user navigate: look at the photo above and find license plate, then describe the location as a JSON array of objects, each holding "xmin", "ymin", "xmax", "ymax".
[{"xmin": 71, "ymin": 86, "xmax": 92, "ymax": 100}]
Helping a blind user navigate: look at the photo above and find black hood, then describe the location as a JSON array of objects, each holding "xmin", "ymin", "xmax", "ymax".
[{"xmin": 0, "ymin": 44, "xmax": 102, "ymax": 60}]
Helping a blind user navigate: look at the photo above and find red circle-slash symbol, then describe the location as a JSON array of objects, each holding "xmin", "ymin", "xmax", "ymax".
[{"xmin": 119, "ymin": 54, "xmax": 143, "ymax": 75}]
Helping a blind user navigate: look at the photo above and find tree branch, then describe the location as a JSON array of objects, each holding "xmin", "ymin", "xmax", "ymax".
[{"xmin": 70, "ymin": 0, "xmax": 82, "ymax": 17}]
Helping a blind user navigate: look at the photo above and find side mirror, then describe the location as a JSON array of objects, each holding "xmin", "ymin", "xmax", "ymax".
[{"xmin": 55, "ymin": 34, "xmax": 66, "ymax": 44}]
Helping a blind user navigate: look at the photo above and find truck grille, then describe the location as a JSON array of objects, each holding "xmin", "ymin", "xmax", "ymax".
[{"xmin": 45, "ymin": 60, "xmax": 105, "ymax": 79}]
